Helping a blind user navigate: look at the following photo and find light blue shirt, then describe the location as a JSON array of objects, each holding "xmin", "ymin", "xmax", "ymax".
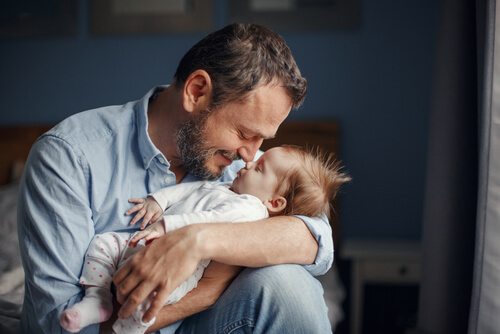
[{"xmin": 17, "ymin": 86, "xmax": 333, "ymax": 334}]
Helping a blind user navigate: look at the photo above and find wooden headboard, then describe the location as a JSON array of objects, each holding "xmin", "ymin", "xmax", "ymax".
[
  {"xmin": 0, "ymin": 121, "xmax": 342, "ymax": 251},
  {"xmin": 0, "ymin": 125, "xmax": 53, "ymax": 186},
  {"xmin": 260, "ymin": 120, "xmax": 339, "ymax": 155}
]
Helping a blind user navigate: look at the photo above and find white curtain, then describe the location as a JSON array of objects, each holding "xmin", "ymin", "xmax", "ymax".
[
  {"xmin": 469, "ymin": 0, "xmax": 500, "ymax": 332},
  {"xmin": 417, "ymin": 0, "xmax": 479, "ymax": 332},
  {"xmin": 418, "ymin": 0, "xmax": 500, "ymax": 332}
]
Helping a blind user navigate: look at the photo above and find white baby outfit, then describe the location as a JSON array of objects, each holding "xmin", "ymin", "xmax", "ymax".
[{"xmin": 79, "ymin": 181, "xmax": 269, "ymax": 334}]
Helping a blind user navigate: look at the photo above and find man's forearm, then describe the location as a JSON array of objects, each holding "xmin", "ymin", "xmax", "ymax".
[
  {"xmin": 198, "ymin": 216, "xmax": 318, "ymax": 267},
  {"xmin": 146, "ymin": 262, "xmax": 243, "ymax": 332}
]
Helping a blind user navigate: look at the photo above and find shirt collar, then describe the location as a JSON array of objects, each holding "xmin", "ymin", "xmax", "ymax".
[{"xmin": 137, "ymin": 85, "xmax": 170, "ymax": 169}]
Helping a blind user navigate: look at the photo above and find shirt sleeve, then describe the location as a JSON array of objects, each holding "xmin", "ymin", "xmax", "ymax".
[
  {"xmin": 162, "ymin": 195, "xmax": 269, "ymax": 232},
  {"xmin": 18, "ymin": 135, "xmax": 98, "ymax": 333},
  {"xmin": 150, "ymin": 181, "xmax": 205, "ymax": 211},
  {"xmin": 294, "ymin": 213, "xmax": 334, "ymax": 276}
]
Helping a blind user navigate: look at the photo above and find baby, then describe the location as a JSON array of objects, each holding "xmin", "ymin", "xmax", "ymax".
[{"xmin": 60, "ymin": 145, "xmax": 350, "ymax": 334}]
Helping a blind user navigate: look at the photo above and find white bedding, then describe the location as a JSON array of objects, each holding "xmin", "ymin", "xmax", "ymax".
[
  {"xmin": 0, "ymin": 182, "xmax": 24, "ymax": 334},
  {"xmin": 0, "ymin": 181, "xmax": 345, "ymax": 333}
]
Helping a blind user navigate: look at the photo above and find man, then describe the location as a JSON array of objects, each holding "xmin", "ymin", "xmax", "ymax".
[{"xmin": 18, "ymin": 23, "xmax": 333, "ymax": 333}]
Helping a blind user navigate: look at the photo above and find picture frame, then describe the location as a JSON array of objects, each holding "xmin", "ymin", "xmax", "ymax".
[
  {"xmin": 0, "ymin": 0, "xmax": 77, "ymax": 39},
  {"xmin": 90, "ymin": 0, "xmax": 215, "ymax": 36},
  {"xmin": 228, "ymin": 0, "xmax": 360, "ymax": 32}
]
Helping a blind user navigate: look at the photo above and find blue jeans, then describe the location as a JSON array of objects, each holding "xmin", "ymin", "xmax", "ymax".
[{"xmin": 176, "ymin": 264, "xmax": 332, "ymax": 334}]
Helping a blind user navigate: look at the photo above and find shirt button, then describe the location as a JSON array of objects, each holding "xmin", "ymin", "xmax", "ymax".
[
  {"xmin": 164, "ymin": 176, "xmax": 173, "ymax": 184},
  {"xmin": 159, "ymin": 157, "xmax": 165, "ymax": 164}
]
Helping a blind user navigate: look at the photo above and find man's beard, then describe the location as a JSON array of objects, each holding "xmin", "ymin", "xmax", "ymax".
[{"xmin": 177, "ymin": 111, "xmax": 240, "ymax": 180}]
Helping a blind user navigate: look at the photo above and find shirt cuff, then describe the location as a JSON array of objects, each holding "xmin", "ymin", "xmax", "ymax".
[
  {"xmin": 295, "ymin": 214, "xmax": 334, "ymax": 277},
  {"xmin": 157, "ymin": 319, "xmax": 183, "ymax": 334}
]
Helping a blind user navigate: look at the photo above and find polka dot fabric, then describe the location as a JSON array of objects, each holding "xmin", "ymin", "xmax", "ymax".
[{"xmin": 76, "ymin": 231, "xmax": 210, "ymax": 333}]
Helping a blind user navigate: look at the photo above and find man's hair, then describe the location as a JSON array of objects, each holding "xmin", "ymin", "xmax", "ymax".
[
  {"xmin": 275, "ymin": 146, "xmax": 351, "ymax": 220},
  {"xmin": 173, "ymin": 23, "xmax": 307, "ymax": 110}
]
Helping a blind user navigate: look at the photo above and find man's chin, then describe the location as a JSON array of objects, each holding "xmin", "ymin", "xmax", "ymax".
[
  {"xmin": 200, "ymin": 154, "xmax": 235, "ymax": 180},
  {"xmin": 187, "ymin": 163, "xmax": 226, "ymax": 180},
  {"xmin": 204, "ymin": 165, "xmax": 226, "ymax": 180}
]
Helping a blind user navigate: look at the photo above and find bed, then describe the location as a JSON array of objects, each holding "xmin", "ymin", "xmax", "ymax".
[
  {"xmin": 0, "ymin": 121, "xmax": 346, "ymax": 333},
  {"xmin": 0, "ymin": 125, "xmax": 52, "ymax": 334}
]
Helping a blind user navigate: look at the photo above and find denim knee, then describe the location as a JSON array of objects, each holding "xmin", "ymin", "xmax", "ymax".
[
  {"xmin": 177, "ymin": 264, "xmax": 332, "ymax": 334},
  {"xmin": 233, "ymin": 264, "xmax": 332, "ymax": 333}
]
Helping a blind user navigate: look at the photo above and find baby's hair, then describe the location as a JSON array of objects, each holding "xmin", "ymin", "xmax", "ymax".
[{"xmin": 274, "ymin": 145, "xmax": 351, "ymax": 220}]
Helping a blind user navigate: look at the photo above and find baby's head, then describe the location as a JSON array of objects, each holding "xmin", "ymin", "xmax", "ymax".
[{"xmin": 231, "ymin": 146, "xmax": 350, "ymax": 219}]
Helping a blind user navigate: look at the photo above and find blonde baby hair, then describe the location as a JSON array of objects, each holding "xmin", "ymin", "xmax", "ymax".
[{"xmin": 274, "ymin": 145, "xmax": 351, "ymax": 220}]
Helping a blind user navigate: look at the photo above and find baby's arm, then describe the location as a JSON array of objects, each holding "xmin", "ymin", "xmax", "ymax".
[
  {"xmin": 161, "ymin": 194, "xmax": 269, "ymax": 232},
  {"xmin": 150, "ymin": 181, "xmax": 207, "ymax": 211},
  {"xmin": 130, "ymin": 195, "xmax": 268, "ymax": 247},
  {"xmin": 126, "ymin": 181, "xmax": 207, "ymax": 229}
]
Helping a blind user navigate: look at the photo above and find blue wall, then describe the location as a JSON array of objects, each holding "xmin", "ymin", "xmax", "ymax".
[{"xmin": 0, "ymin": 1, "xmax": 438, "ymax": 241}]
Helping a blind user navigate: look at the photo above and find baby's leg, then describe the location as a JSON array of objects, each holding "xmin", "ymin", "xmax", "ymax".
[
  {"xmin": 112, "ymin": 294, "xmax": 155, "ymax": 334},
  {"xmin": 60, "ymin": 233, "xmax": 122, "ymax": 332},
  {"xmin": 60, "ymin": 286, "xmax": 113, "ymax": 333}
]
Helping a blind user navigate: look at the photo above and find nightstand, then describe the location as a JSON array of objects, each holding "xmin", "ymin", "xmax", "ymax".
[{"xmin": 340, "ymin": 239, "xmax": 421, "ymax": 334}]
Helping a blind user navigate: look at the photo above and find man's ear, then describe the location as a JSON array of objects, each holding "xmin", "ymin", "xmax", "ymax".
[
  {"xmin": 264, "ymin": 196, "xmax": 287, "ymax": 215},
  {"xmin": 182, "ymin": 69, "xmax": 212, "ymax": 113}
]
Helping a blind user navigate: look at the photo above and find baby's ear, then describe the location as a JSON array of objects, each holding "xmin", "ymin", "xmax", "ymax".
[{"xmin": 264, "ymin": 196, "xmax": 287, "ymax": 215}]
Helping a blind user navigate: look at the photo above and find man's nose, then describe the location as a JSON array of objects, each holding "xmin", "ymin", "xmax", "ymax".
[
  {"xmin": 238, "ymin": 139, "xmax": 263, "ymax": 162},
  {"xmin": 245, "ymin": 161, "xmax": 255, "ymax": 169}
]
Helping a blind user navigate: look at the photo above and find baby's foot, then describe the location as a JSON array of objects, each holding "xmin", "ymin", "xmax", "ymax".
[
  {"xmin": 59, "ymin": 287, "xmax": 113, "ymax": 332},
  {"xmin": 60, "ymin": 308, "xmax": 83, "ymax": 333},
  {"xmin": 99, "ymin": 305, "xmax": 113, "ymax": 322}
]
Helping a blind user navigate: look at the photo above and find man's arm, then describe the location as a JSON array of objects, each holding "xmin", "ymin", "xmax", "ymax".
[
  {"xmin": 113, "ymin": 215, "xmax": 319, "ymax": 323},
  {"xmin": 146, "ymin": 261, "xmax": 243, "ymax": 332},
  {"xmin": 201, "ymin": 216, "xmax": 318, "ymax": 266},
  {"xmin": 18, "ymin": 136, "xmax": 96, "ymax": 333}
]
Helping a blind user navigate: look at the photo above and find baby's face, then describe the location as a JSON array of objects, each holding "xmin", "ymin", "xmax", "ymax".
[{"xmin": 231, "ymin": 147, "xmax": 286, "ymax": 202}]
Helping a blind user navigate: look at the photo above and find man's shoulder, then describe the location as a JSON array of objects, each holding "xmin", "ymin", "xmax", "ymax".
[{"xmin": 42, "ymin": 103, "xmax": 137, "ymax": 149}]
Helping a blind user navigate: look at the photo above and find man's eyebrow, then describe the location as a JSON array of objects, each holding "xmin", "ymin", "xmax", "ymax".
[
  {"xmin": 261, "ymin": 133, "xmax": 276, "ymax": 140},
  {"xmin": 242, "ymin": 126, "xmax": 276, "ymax": 140}
]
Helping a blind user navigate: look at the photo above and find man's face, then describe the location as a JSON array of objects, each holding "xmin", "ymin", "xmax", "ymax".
[
  {"xmin": 176, "ymin": 111, "xmax": 239, "ymax": 180},
  {"xmin": 177, "ymin": 83, "xmax": 292, "ymax": 180}
]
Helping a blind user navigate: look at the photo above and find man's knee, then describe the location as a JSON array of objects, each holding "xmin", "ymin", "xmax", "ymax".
[
  {"xmin": 237, "ymin": 264, "xmax": 323, "ymax": 296},
  {"xmin": 233, "ymin": 264, "xmax": 331, "ymax": 331},
  {"xmin": 178, "ymin": 264, "xmax": 332, "ymax": 334}
]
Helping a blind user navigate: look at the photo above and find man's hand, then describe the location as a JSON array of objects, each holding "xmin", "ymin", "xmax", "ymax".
[{"xmin": 113, "ymin": 224, "xmax": 204, "ymax": 323}]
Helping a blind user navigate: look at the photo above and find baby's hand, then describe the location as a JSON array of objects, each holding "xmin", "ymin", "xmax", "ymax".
[
  {"xmin": 126, "ymin": 197, "xmax": 163, "ymax": 230},
  {"xmin": 129, "ymin": 220, "xmax": 166, "ymax": 247}
]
